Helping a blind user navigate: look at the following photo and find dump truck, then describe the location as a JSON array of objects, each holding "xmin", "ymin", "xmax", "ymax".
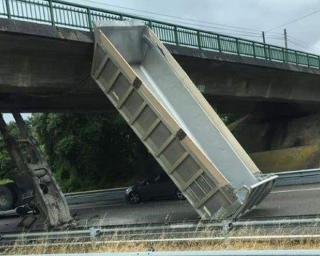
[
  {"xmin": 91, "ymin": 21, "xmax": 277, "ymax": 220},
  {"xmin": 0, "ymin": 21, "xmax": 276, "ymax": 227}
]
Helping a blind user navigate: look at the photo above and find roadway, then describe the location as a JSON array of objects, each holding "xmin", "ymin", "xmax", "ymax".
[
  {"xmin": 74, "ymin": 184, "xmax": 320, "ymax": 227},
  {"xmin": 0, "ymin": 183, "xmax": 319, "ymax": 233}
]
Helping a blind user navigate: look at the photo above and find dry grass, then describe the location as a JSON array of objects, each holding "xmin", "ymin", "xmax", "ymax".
[
  {"xmin": 3, "ymin": 224, "xmax": 320, "ymax": 254},
  {"xmin": 3, "ymin": 239, "xmax": 320, "ymax": 254}
]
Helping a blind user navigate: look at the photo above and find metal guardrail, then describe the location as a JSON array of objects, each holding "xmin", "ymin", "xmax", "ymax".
[
  {"xmin": 4, "ymin": 218, "xmax": 320, "ymax": 251},
  {"xmin": 65, "ymin": 187, "xmax": 126, "ymax": 206},
  {"xmin": 273, "ymin": 168, "xmax": 320, "ymax": 187},
  {"xmin": 0, "ymin": 0, "xmax": 319, "ymax": 69},
  {"xmin": 0, "ymin": 188, "xmax": 127, "ymax": 218}
]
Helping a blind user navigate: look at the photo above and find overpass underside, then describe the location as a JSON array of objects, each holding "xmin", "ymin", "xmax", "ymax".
[
  {"xmin": 1, "ymin": 19, "xmax": 320, "ymax": 172},
  {"xmin": 1, "ymin": 18, "xmax": 320, "ymax": 113}
]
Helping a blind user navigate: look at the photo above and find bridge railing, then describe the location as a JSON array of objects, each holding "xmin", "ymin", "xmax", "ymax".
[{"xmin": 0, "ymin": 0, "xmax": 319, "ymax": 69}]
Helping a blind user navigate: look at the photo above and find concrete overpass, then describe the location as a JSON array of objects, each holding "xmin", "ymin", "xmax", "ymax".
[{"xmin": 0, "ymin": 9, "xmax": 320, "ymax": 113}]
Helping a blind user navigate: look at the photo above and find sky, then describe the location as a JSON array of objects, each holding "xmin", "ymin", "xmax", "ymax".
[
  {"xmin": 66, "ymin": 0, "xmax": 320, "ymax": 54},
  {"xmin": 3, "ymin": 113, "xmax": 30, "ymax": 123}
]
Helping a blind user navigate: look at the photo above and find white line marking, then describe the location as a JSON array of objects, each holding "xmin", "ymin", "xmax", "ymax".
[{"xmin": 272, "ymin": 187, "xmax": 320, "ymax": 194}]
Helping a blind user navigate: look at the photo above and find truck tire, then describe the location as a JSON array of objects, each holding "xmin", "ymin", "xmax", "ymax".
[{"xmin": 0, "ymin": 185, "xmax": 15, "ymax": 211}]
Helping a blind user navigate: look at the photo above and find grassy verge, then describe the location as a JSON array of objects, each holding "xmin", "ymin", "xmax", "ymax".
[
  {"xmin": 3, "ymin": 239, "xmax": 320, "ymax": 254},
  {"xmin": 0, "ymin": 179, "xmax": 12, "ymax": 185},
  {"xmin": 3, "ymin": 225, "xmax": 320, "ymax": 254}
]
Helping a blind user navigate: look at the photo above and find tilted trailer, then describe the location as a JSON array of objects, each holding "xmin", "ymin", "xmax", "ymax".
[
  {"xmin": 0, "ymin": 113, "xmax": 72, "ymax": 227},
  {"xmin": 91, "ymin": 21, "xmax": 277, "ymax": 220}
]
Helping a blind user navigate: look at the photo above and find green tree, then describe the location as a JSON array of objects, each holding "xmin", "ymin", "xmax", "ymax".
[
  {"xmin": 31, "ymin": 113, "xmax": 155, "ymax": 192},
  {"xmin": 0, "ymin": 122, "xmax": 20, "ymax": 181}
]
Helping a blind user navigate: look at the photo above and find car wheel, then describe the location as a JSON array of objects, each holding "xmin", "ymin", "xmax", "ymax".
[
  {"xmin": 16, "ymin": 205, "xmax": 30, "ymax": 216},
  {"xmin": 0, "ymin": 185, "xmax": 15, "ymax": 211},
  {"xmin": 128, "ymin": 192, "xmax": 141, "ymax": 204},
  {"xmin": 175, "ymin": 190, "xmax": 185, "ymax": 200}
]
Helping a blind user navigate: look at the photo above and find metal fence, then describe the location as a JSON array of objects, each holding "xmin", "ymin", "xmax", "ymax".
[{"xmin": 0, "ymin": 0, "xmax": 319, "ymax": 69}]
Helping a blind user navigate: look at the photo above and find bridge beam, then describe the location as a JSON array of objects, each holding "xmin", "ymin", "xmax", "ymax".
[{"xmin": 0, "ymin": 19, "xmax": 320, "ymax": 113}]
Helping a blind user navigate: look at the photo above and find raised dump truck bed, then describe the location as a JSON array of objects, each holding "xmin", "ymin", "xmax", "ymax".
[{"xmin": 91, "ymin": 21, "xmax": 277, "ymax": 220}]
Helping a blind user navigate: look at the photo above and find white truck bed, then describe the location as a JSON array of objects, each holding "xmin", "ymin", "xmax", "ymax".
[{"xmin": 91, "ymin": 21, "xmax": 277, "ymax": 220}]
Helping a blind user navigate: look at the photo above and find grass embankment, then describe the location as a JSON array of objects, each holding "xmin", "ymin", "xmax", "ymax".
[
  {"xmin": 0, "ymin": 179, "xmax": 12, "ymax": 185},
  {"xmin": 251, "ymin": 144, "xmax": 320, "ymax": 172},
  {"xmin": 3, "ymin": 240, "xmax": 320, "ymax": 254},
  {"xmin": 3, "ymin": 225, "xmax": 320, "ymax": 254}
]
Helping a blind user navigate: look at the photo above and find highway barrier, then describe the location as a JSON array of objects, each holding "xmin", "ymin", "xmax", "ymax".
[
  {"xmin": 273, "ymin": 168, "xmax": 320, "ymax": 187},
  {"xmin": 3, "ymin": 217, "xmax": 320, "ymax": 246},
  {"xmin": 66, "ymin": 187, "xmax": 126, "ymax": 206},
  {"xmin": 3, "ymin": 217, "xmax": 320, "ymax": 241}
]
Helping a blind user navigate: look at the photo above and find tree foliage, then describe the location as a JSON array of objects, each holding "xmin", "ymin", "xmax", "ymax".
[
  {"xmin": 0, "ymin": 112, "xmax": 235, "ymax": 192},
  {"xmin": 0, "ymin": 125, "xmax": 14, "ymax": 181},
  {"xmin": 31, "ymin": 113, "xmax": 157, "ymax": 192}
]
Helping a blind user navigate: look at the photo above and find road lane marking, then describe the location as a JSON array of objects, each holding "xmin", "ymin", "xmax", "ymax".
[{"xmin": 272, "ymin": 187, "xmax": 320, "ymax": 194}]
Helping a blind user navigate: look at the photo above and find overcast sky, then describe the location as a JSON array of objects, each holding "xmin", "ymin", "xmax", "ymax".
[{"xmin": 69, "ymin": 0, "xmax": 320, "ymax": 54}]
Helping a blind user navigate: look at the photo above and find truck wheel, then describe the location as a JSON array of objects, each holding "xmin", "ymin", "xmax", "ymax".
[
  {"xmin": 0, "ymin": 185, "xmax": 14, "ymax": 211},
  {"xmin": 16, "ymin": 205, "xmax": 31, "ymax": 216}
]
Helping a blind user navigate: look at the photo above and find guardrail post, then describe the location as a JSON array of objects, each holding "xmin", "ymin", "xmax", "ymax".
[
  {"xmin": 197, "ymin": 31, "xmax": 201, "ymax": 49},
  {"xmin": 217, "ymin": 34, "xmax": 221, "ymax": 52},
  {"xmin": 282, "ymin": 48, "xmax": 286, "ymax": 63},
  {"xmin": 87, "ymin": 8, "xmax": 92, "ymax": 31},
  {"xmin": 268, "ymin": 45, "xmax": 271, "ymax": 60},
  {"xmin": 295, "ymin": 51, "xmax": 298, "ymax": 65},
  {"xmin": 5, "ymin": 0, "xmax": 11, "ymax": 19},
  {"xmin": 307, "ymin": 54, "xmax": 310, "ymax": 67},
  {"xmin": 318, "ymin": 56, "xmax": 320, "ymax": 69},
  {"xmin": 263, "ymin": 44, "xmax": 267, "ymax": 60},
  {"xmin": 48, "ymin": 0, "xmax": 55, "ymax": 26},
  {"xmin": 235, "ymin": 38, "xmax": 240, "ymax": 55},
  {"xmin": 174, "ymin": 25, "xmax": 179, "ymax": 46},
  {"xmin": 252, "ymin": 42, "xmax": 256, "ymax": 58},
  {"xmin": 285, "ymin": 49, "xmax": 289, "ymax": 63}
]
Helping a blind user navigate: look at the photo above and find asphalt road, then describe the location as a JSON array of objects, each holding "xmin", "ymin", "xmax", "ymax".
[
  {"xmin": 1, "ymin": 184, "xmax": 320, "ymax": 233},
  {"xmin": 75, "ymin": 184, "xmax": 320, "ymax": 227}
]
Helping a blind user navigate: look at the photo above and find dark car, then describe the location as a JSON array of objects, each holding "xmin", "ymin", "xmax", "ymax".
[{"xmin": 125, "ymin": 174, "xmax": 185, "ymax": 203}]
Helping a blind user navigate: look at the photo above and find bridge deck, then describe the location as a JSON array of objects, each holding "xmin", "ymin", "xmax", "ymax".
[{"xmin": 0, "ymin": 18, "xmax": 320, "ymax": 112}]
